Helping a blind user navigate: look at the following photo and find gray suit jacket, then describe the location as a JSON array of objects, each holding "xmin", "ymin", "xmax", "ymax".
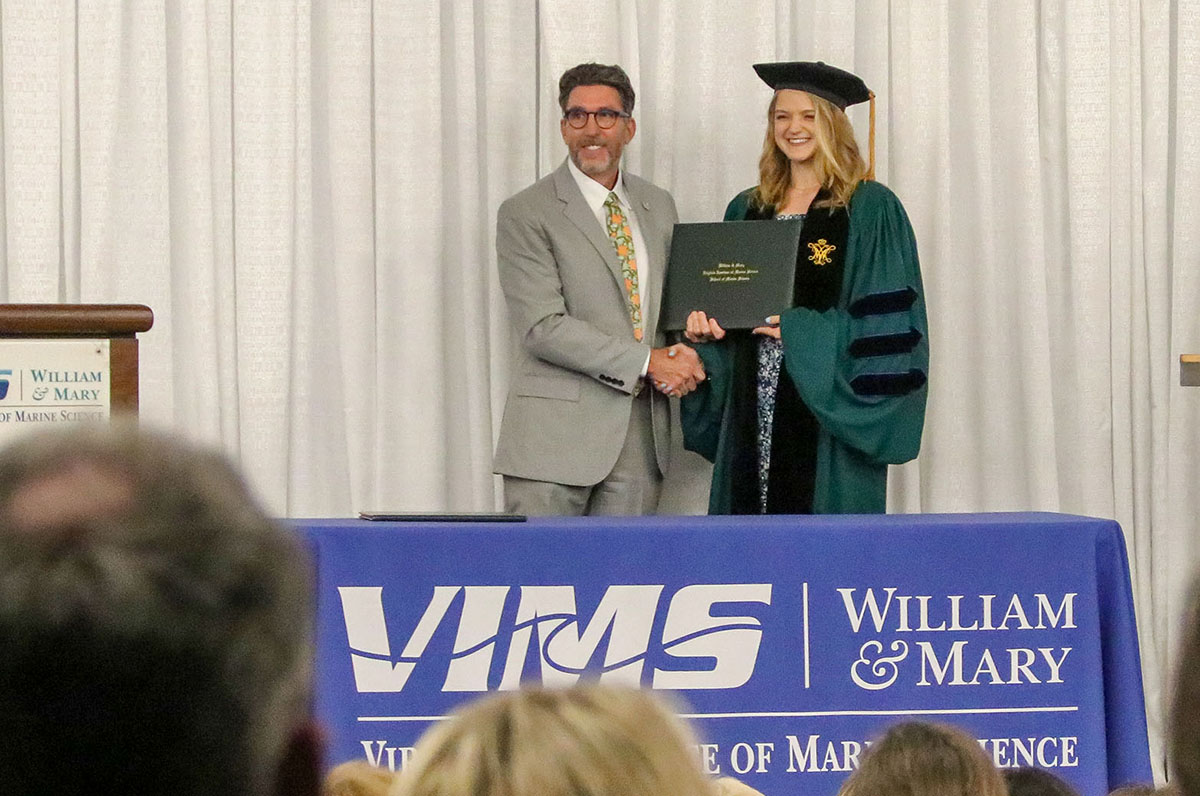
[{"xmin": 493, "ymin": 160, "xmax": 679, "ymax": 485}]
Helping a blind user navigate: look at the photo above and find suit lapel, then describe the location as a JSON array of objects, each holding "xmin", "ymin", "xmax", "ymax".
[
  {"xmin": 553, "ymin": 161, "xmax": 669, "ymax": 339},
  {"xmin": 553, "ymin": 163, "xmax": 624, "ymax": 284}
]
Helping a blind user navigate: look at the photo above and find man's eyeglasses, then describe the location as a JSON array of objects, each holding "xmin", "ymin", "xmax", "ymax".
[{"xmin": 563, "ymin": 108, "xmax": 631, "ymax": 129}]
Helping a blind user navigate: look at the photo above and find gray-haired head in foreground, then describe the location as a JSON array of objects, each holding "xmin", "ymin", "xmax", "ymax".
[{"xmin": 0, "ymin": 424, "xmax": 314, "ymax": 796}]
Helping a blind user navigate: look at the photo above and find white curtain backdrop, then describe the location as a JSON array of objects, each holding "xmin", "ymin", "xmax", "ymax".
[{"xmin": 1, "ymin": 0, "xmax": 1197, "ymax": 781}]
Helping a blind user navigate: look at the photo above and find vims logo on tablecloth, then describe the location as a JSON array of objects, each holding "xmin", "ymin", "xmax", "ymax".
[
  {"xmin": 338, "ymin": 584, "xmax": 773, "ymax": 693},
  {"xmin": 0, "ymin": 370, "xmax": 10, "ymax": 400}
]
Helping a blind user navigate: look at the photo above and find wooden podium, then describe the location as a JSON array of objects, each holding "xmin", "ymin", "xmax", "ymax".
[{"xmin": 0, "ymin": 304, "xmax": 154, "ymax": 413}]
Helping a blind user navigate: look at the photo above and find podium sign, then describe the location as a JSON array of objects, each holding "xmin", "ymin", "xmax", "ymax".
[{"xmin": 0, "ymin": 340, "xmax": 110, "ymax": 443}]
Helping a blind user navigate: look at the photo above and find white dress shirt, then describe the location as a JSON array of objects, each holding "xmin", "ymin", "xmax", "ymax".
[{"xmin": 566, "ymin": 158, "xmax": 654, "ymax": 376}]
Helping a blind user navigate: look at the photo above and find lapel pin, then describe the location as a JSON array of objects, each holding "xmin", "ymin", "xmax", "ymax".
[{"xmin": 642, "ymin": 201, "xmax": 651, "ymax": 210}]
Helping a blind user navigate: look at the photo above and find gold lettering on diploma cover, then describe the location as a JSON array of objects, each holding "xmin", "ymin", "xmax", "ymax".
[
  {"xmin": 700, "ymin": 261, "xmax": 761, "ymax": 283},
  {"xmin": 808, "ymin": 238, "xmax": 836, "ymax": 266}
]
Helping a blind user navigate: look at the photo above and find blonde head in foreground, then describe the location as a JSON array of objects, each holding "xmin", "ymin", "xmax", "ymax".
[
  {"xmin": 837, "ymin": 721, "xmax": 1006, "ymax": 796},
  {"xmin": 324, "ymin": 760, "xmax": 396, "ymax": 796},
  {"xmin": 391, "ymin": 685, "xmax": 715, "ymax": 796}
]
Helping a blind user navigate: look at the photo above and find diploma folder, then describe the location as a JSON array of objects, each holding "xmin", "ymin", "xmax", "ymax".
[{"xmin": 661, "ymin": 219, "xmax": 802, "ymax": 331}]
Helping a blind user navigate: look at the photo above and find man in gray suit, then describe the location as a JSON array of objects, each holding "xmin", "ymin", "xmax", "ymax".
[{"xmin": 494, "ymin": 62, "xmax": 704, "ymax": 516}]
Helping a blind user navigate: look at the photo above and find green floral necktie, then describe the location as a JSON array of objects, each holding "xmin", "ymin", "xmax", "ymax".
[{"xmin": 604, "ymin": 192, "xmax": 642, "ymax": 341}]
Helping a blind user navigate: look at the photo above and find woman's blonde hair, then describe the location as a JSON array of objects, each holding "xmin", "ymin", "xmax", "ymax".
[
  {"xmin": 755, "ymin": 90, "xmax": 868, "ymax": 211},
  {"xmin": 324, "ymin": 760, "xmax": 397, "ymax": 796},
  {"xmin": 392, "ymin": 685, "xmax": 715, "ymax": 796},
  {"xmin": 837, "ymin": 721, "xmax": 1007, "ymax": 796}
]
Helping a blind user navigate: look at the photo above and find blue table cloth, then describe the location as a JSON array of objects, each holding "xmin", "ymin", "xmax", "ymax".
[{"xmin": 297, "ymin": 512, "xmax": 1151, "ymax": 796}]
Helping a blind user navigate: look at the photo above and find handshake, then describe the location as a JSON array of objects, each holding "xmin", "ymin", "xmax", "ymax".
[{"xmin": 647, "ymin": 344, "xmax": 706, "ymax": 398}]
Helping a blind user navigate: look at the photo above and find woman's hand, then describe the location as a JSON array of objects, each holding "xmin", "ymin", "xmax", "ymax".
[
  {"xmin": 684, "ymin": 311, "xmax": 726, "ymax": 343},
  {"xmin": 752, "ymin": 314, "xmax": 781, "ymax": 339}
]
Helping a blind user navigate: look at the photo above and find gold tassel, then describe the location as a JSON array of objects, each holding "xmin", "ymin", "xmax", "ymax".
[{"xmin": 867, "ymin": 90, "xmax": 876, "ymax": 181}]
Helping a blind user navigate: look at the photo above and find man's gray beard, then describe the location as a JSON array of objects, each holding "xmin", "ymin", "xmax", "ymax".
[{"xmin": 572, "ymin": 149, "xmax": 617, "ymax": 177}]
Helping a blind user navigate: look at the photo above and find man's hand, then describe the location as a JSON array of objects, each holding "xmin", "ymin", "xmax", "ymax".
[
  {"xmin": 684, "ymin": 311, "xmax": 726, "ymax": 343},
  {"xmin": 648, "ymin": 343, "xmax": 705, "ymax": 398}
]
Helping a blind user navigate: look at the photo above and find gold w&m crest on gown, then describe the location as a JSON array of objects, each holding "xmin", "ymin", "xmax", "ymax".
[{"xmin": 808, "ymin": 238, "xmax": 836, "ymax": 266}]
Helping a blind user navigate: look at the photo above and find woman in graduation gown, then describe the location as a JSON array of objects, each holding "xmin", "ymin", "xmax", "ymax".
[{"xmin": 681, "ymin": 61, "xmax": 929, "ymax": 515}]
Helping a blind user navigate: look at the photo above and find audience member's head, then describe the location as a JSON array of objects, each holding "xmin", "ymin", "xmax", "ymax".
[
  {"xmin": 715, "ymin": 777, "xmax": 768, "ymax": 796},
  {"xmin": 836, "ymin": 721, "xmax": 1005, "ymax": 796},
  {"xmin": 391, "ymin": 684, "xmax": 714, "ymax": 796},
  {"xmin": 0, "ymin": 424, "xmax": 317, "ymax": 796},
  {"xmin": 1109, "ymin": 786, "xmax": 1171, "ymax": 796},
  {"xmin": 1004, "ymin": 766, "xmax": 1082, "ymax": 796},
  {"xmin": 1174, "ymin": 576, "xmax": 1200, "ymax": 796},
  {"xmin": 324, "ymin": 760, "xmax": 397, "ymax": 796}
]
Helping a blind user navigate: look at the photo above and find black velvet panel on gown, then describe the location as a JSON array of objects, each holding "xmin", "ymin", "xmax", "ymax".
[{"xmin": 725, "ymin": 195, "xmax": 848, "ymax": 514}]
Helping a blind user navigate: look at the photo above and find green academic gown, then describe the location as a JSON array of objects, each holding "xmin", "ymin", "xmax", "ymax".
[{"xmin": 681, "ymin": 180, "xmax": 929, "ymax": 514}]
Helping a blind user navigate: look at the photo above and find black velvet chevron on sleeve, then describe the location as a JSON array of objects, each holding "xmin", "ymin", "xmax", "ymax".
[
  {"xmin": 848, "ymin": 327, "xmax": 923, "ymax": 358},
  {"xmin": 848, "ymin": 287, "xmax": 917, "ymax": 318},
  {"xmin": 850, "ymin": 369, "xmax": 928, "ymax": 396}
]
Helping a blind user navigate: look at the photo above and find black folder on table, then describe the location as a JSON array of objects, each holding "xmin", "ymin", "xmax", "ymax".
[
  {"xmin": 660, "ymin": 219, "xmax": 802, "ymax": 331},
  {"xmin": 358, "ymin": 512, "xmax": 526, "ymax": 522}
]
